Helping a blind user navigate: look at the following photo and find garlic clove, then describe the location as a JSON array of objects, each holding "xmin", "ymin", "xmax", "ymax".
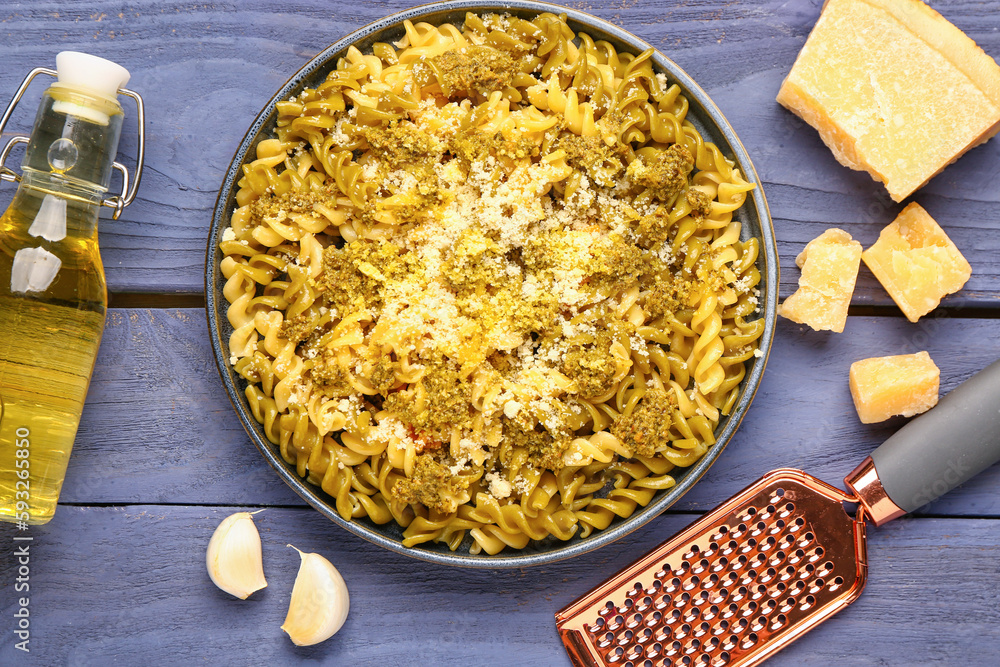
[
  {"xmin": 206, "ymin": 511, "xmax": 267, "ymax": 600},
  {"xmin": 281, "ymin": 545, "xmax": 350, "ymax": 646}
]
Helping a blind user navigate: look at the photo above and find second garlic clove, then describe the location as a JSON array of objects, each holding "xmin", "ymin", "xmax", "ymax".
[
  {"xmin": 206, "ymin": 511, "xmax": 267, "ymax": 600},
  {"xmin": 281, "ymin": 545, "xmax": 350, "ymax": 646}
]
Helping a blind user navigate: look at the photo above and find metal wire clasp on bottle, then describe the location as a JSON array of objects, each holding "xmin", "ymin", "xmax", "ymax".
[{"xmin": 0, "ymin": 65, "xmax": 145, "ymax": 219}]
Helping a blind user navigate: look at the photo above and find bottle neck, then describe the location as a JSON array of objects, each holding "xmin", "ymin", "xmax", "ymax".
[{"xmin": 21, "ymin": 87, "xmax": 125, "ymax": 193}]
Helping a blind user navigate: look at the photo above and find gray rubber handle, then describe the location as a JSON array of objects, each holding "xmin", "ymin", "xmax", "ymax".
[{"xmin": 871, "ymin": 359, "xmax": 1000, "ymax": 513}]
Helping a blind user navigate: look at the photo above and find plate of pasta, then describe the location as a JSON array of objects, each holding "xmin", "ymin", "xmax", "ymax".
[{"xmin": 207, "ymin": 0, "xmax": 778, "ymax": 566}]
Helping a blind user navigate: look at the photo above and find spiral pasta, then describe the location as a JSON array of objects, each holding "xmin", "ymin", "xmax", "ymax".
[{"xmin": 220, "ymin": 12, "xmax": 763, "ymax": 555}]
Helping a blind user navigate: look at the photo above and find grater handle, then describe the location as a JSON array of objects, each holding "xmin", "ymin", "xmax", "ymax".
[{"xmin": 849, "ymin": 359, "xmax": 1000, "ymax": 520}]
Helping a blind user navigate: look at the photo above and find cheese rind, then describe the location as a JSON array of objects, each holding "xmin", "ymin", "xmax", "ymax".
[
  {"xmin": 778, "ymin": 228, "xmax": 862, "ymax": 333},
  {"xmin": 849, "ymin": 351, "xmax": 940, "ymax": 424},
  {"xmin": 862, "ymin": 203, "xmax": 971, "ymax": 322},
  {"xmin": 777, "ymin": 0, "xmax": 1000, "ymax": 202}
]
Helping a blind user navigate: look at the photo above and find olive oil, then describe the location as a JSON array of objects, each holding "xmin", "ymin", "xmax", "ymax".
[
  {"xmin": 0, "ymin": 177, "xmax": 106, "ymax": 524},
  {"xmin": 0, "ymin": 52, "xmax": 132, "ymax": 525}
]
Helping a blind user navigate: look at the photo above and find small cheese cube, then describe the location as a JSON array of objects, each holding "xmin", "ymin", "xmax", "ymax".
[
  {"xmin": 849, "ymin": 351, "xmax": 939, "ymax": 423},
  {"xmin": 777, "ymin": 0, "xmax": 1000, "ymax": 202},
  {"xmin": 862, "ymin": 203, "xmax": 971, "ymax": 322},
  {"xmin": 778, "ymin": 228, "xmax": 862, "ymax": 333}
]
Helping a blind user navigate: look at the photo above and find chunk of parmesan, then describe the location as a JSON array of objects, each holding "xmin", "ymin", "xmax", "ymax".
[
  {"xmin": 849, "ymin": 351, "xmax": 939, "ymax": 423},
  {"xmin": 778, "ymin": 228, "xmax": 862, "ymax": 333},
  {"xmin": 777, "ymin": 0, "xmax": 1000, "ymax": 202},
  {"xmin": 862, "ymin": 203, "xmax": 971, "ymax": 322}
]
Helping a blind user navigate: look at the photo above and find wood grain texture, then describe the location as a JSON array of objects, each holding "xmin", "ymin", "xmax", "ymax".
[
  {"xmin": 58, "ymin": 308, "xmax": 1000, "ymax": 517},
  {"xmin": 2, "ymin": 1, "xmax": 1000, "ymax": 665},
  {"xmin": 0, "ymin": 0, "xmax": 997, "ymax": 306},
  {"xmin": 1, "ymin": 506, "xmax": 998, "ymax": 666}
]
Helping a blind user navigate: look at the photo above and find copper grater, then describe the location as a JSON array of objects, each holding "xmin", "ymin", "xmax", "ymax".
[{"xmin": 556, "ymin": 359, "xmax": 1000, "ymax": 667}]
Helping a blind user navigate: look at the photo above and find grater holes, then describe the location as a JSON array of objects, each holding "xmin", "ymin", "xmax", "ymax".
[
  {"xmin": 665, "ymin": 641, "xmax": 682, "ymax": 657},
  {"xmin": 704, "ymin": 605, "xmax": 720, "ymax": 621},
  {"xmin": 665, "ymin": 577, "xmax": 682, "ymax": 594},
  {"xmin": 682, "ymin": 608, "xmax": 701, "ymax": 624},
  {"xmin": 829, "ymin": 576, "xmax": 845, "ymax": 592},
  {"xmin": 713, "ymin": 652, "xmax": 731, "ymax": 667},
  {"xmin": 674, "ymin": 561, "xmax": 692, "ymax": 577},
  {"xmin": 683, "ymin": 544, "xmax": 702, "ymax": 560},
  {"xmin": 646, "ymin": 610, "xmax": 663, "ymax": 627},
  {"xmin": 608, "ymin": 615, "xmax": 625, "ymax": 631},
  {"xmin": 647, "ymin": 643, "xmax": 663, "ymax": 659},
  {"xmin": 588, "ymin": 616, "xmax": 606, "ymax": 633},
  {"xmin": 759, "ymin": 567, "xmax": 777, "ymax": 584},
  {"xmin": 799, "ymin": 595, "xmax": 816, "ymax": 611},
  {"xmin": 722, "ymin": 635, "xmax": 739, "ymax": 652},
  {"xmin": 770, "ymin": 613, "xmax": 788, "ymax": 631},
  {"xmin": 618, "ymin": 629, "xmax": 634, "ymax": 645},
  {"xmin": 666, "ymin": 609, "xmax": 682, "ymax": 625},
  {"xmin": 779, "ymin": 565, "xmax": 796, "ymax": 582},
  {"xmin": 637, "ymin": 596, "xmax": 654, "ymax": 612},
  {"xmin": 749, "ymin": 615, "xmax": 767, "ymax": 632},
  {"xmin": 599, "ymin": 631, "xmax": 616, "ymax": 648},
  {"xmin": 711, "ymin": 557, "xmax": 730, "ymax": 574},
  {"xmin": 602, "ymin": 600, "xmax": 616, "ymax": 615},
  {"xmin": 693, "ymin": 559, "xmax": 710, "ymax": 575},
  {"xmin": 628, "ymin": 613, "xmax": 643, "ymax": 629},
  {"xmin": 637, "ymin": 627, "xmax": 653, "ymax": 644},
  {"xmin": 739, "ymin": 632, "xmax": 759, "ymax": 650},
  {"xmin": 675, "ymin": 623, "xmax": 692, "ymax": 640},
  {"xmin": 768, "ymin": 582, "xmax": 787, "ymax": 599},
  {"xmin": 683, "ymin": 576, "xmax": 701, "ymax": 592},
  {"xmin": 682, "ymin": 636, "xmax": 701, "ymax": 654},
  {"xmin": 695, "ymin": 621, "xmax": 711, "ymax": 638},
  {"xmin": 702, "ymin": 574, "xmax": 720, "ymax": 590}
]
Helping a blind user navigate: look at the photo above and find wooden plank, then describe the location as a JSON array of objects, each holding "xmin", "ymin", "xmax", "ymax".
[
  {"xmin": 0, "ymin": 0, "xmax": 998, "ymax": 307},
  {"xmin": 0, "ymin": 506, "xmax": 997, "ymax": 664},
  {"xmin": 58, "ymin": 308, "xmax": 1000, "ymax": 518}
]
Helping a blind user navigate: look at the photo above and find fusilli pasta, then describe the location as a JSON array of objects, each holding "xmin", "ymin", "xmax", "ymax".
[{"xmin": 219, "ymin": 12, "xmax": 764, "ymax": 554}]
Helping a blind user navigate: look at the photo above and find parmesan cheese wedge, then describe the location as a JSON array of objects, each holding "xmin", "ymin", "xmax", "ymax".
[
  {"xmin": 862, "ymin": 203, "xmax": 971, "ymax": 322},
  {"xmin": 778, "ymin": 228, "xmax": 862, "ymax": 333},
  {"xmin": 777, "ymin": 0, "xmax": 1000, "ymax": 202},
  {"xmin": 849, "ymin": 351, "xmax": 940, "ymax": 424}
]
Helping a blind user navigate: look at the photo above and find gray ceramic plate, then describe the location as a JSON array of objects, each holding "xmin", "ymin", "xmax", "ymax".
[{"xmin": 206, "ymin": 0, "xmax": 778, "ymax": 568}]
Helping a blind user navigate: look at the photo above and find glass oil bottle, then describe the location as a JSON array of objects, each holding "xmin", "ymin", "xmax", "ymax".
[{"xmin": 0, "ymin": 53, "xmax": 144, "ymax": 525}]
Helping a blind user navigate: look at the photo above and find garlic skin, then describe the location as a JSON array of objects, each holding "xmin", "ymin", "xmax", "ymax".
[
  {"xmin": 281, "ymin": 545, "xmax": 350, "ymax": 646},
  {"xmin": 206, "ymin": 511, "xmax": 267, "ymax": 600}
]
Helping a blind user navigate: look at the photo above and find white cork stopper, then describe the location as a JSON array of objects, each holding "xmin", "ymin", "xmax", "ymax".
[{"xmin": 52, "ymin": 52, "xmax": 130, "ymax": 125}]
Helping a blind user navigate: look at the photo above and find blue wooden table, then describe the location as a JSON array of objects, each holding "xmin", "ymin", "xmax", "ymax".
[{"xmin": 2, "ymin": 0, "xmax": 1000, "ymax": 664}]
